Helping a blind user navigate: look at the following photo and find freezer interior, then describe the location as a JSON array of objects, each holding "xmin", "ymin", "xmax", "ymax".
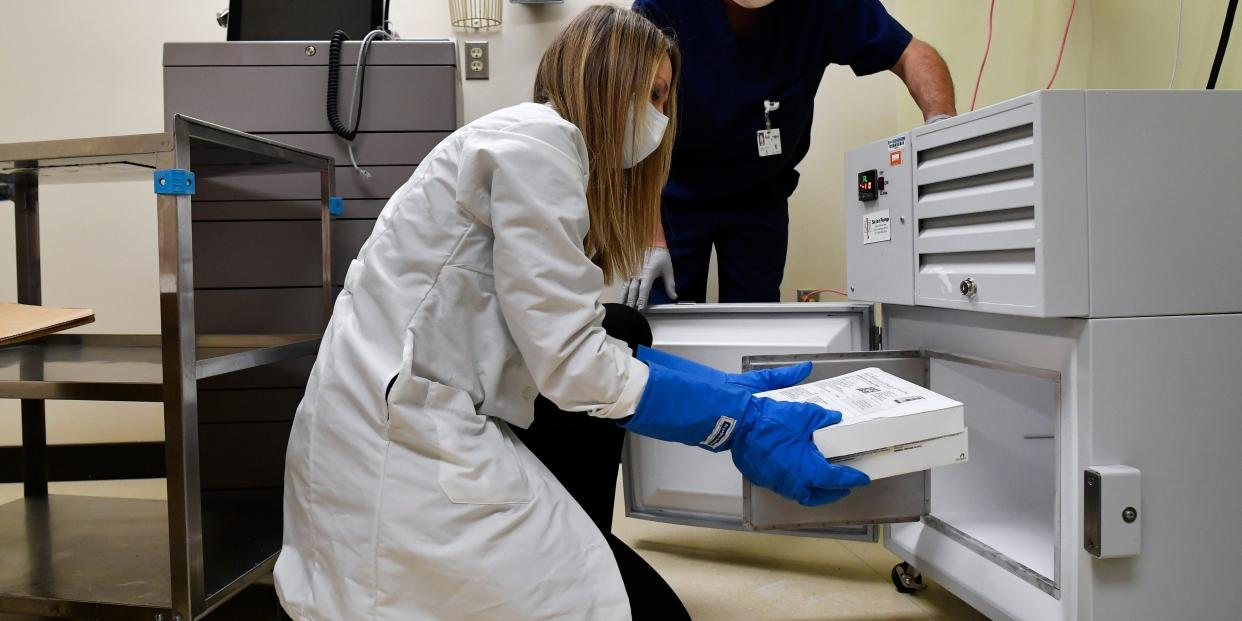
[{"xmin": 926, "ymin": 356, "xmax": 1060, "ymax": 586}]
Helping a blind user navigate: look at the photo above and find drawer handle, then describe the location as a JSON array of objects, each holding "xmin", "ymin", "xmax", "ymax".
[{"xmin": 959, "ymin": 277, "xmax": 978, "ymax": 298}]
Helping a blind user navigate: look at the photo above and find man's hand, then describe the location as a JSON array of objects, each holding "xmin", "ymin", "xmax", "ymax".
[
  {"xmin": 621, "ymin": 247, "xmax": 677, "ymax": 310},
  {"xmin": 891, "ymin": 38, "xmax": 956, "ymax": 121}
]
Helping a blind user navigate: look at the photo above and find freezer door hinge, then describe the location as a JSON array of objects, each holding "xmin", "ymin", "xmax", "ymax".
[
  {"xmin": 153, "ymin": 169, "xmax": 195, "ymax": 195},
  {"xmin": 870, "ymin": 325, "xmax": 884, "ymax": 351}
]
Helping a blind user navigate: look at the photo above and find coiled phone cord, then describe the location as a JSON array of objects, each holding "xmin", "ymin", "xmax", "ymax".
[{"xmin": 327, "ymin": 28, "xmax": 390, "ymax": 178}]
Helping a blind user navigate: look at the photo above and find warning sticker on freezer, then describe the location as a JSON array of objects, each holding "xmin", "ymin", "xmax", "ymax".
[{"xmin": 863, "ymin": 210, "xmax": 891, "ymax": 244}]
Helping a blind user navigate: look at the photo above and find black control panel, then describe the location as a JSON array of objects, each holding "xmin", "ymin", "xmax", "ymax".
[{"xmin": 858, "ymin": 169, "xmax": 879, "ymax": 202}]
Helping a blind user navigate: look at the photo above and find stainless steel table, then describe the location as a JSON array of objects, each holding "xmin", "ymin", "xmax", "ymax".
[{"xmin": 0, "ymin": 117, "xmax": 334, "ymax": 620}]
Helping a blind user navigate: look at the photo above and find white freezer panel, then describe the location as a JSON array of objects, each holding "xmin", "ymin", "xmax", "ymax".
[{"xmin": 1082, "ymin": 314, "xmax": 1242, "ymax": 620}]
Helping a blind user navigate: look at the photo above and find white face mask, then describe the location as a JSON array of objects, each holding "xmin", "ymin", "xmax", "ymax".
[
  {"xmin": 731, "ymin": 0, "xmax": 776, "ymax": 8},
  {"xmin": 622, "ymin": 101, "xmax": 669, "ymax": 169}
]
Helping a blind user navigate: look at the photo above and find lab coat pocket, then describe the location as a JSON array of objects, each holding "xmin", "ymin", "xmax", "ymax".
[
  {"xmin": 424, "ymin": 381, "xmax": 533, "ymax": 505},
  {"xmin": 382, "ymin": 371, "xmax": 399, "ymax": 423}
]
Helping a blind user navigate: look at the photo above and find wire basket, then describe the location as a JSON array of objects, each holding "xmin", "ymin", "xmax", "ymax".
[{"xmin": 450, "ymin": 0, "xmax": 503, "ymax": 31}]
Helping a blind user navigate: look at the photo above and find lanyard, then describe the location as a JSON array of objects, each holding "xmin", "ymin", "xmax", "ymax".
[{"xmin": 763, "ymin": 99, "xmax": 780, "ymax": 130}]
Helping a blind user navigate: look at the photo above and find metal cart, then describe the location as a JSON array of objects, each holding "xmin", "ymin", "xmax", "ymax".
[{"xmin": 0, "ymin": 116, "xmax": 335, "ymax": 620}]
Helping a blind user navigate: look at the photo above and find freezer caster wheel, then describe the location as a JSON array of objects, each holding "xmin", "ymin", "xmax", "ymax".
[{"xmin": 891, "ymin": 561, "xmax": 927, "ymax": 594}]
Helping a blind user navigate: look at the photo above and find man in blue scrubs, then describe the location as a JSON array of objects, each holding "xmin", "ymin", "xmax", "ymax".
[{"xmin": 622, "ymin": 0, "xmax": 955, "ymax": 307}]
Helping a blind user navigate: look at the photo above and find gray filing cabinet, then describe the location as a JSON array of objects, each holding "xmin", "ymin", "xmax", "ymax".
[{"xmin": 162, "ymin": 40, "xmax": 460, "ymax": 496}]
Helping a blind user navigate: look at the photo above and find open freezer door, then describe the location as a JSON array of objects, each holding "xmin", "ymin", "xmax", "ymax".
[
  {"xmin": 625, "ymin": 302, "xmax": 882, "ymax": 540},
  {"xmin": 740, "ymin": 351, "xmax": 932, "ymax": 531}
]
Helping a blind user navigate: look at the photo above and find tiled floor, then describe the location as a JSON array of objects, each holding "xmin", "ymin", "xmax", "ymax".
[
  {"xmin": 610, "ymin": 485, "xmax": 986, "ymax": 620},
  {"xmin": 0, "ymin": 479, "xmax": 987, "ymax": 620}
]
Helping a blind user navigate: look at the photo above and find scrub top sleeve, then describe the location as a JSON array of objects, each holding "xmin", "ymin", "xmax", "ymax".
[
  {"xmin": 466, "ymin": 127, "xmax": 648, "ymax": 419},
  {"xmin": 829, "ymin": 0, "xmax": 914, "ymax": 76}
]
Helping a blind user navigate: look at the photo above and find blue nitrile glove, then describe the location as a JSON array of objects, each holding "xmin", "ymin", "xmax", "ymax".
[
  {"xmin": 623, "ymin": 362, "xmax": 870, "ymax": 506},
  {"xmin": 636, "ymin": 346, "xmax": 812, "ymax": 393}
]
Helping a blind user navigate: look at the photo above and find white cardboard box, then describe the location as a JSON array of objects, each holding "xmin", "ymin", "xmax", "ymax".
[
  {"xmin": 829, "ymin": 430, "xmax": 969, "ymax": 481},
  {"xmin": 757, "ymin": 367, "xmax": 969, "ymax": 480}
]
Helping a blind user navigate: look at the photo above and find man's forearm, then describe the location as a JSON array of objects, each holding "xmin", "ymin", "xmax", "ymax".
[{"xmin": 891, "ymin": 38, "xmax": 956, "ymax": 120}]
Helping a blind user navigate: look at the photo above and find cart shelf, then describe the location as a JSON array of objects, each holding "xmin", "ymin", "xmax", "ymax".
[
  {"xmin": 0, "ymin": 490, "xmax": 283, "ymax": 619},
  {"xmin": 0, "ymin": 334, "xmax": 321, "ymax": 402},
  {"xmin": 1, "ymin": 116, "xmax": 335, "ymax": 619}
]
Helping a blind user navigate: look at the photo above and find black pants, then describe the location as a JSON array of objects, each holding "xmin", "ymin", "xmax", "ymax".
[
  {"xmin": 512, "ymin": 304, "xmax": 691, "ymax": 621},
  {"xmin": 649, "ymin": 194, "xmax": 790, "ymax": 304}
]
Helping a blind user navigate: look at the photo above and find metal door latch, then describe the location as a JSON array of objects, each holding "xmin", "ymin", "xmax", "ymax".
[{"xmin": 959, "ymin": 277, "xmax": 978, "ymax": 298}]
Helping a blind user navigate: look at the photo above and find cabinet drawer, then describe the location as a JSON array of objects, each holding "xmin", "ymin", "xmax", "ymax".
[
  {"xmin": 196, "ymin": 165, "xmax": 412, "ymax": 201},
  {"xmin": 192, "ymin": 219, "xmax": 374, "ymax": 288},
  {"xmin": 165, "ymin": 65, "xmax": 458, "ymax": 133},
  {"xmin": 198, "ymin": 356, "xmax": 315, "ymax": 390},
  {"xmin": 256, "ymin": 132, "xmax": 449, "ymax": 167},
  {"xmin": 198, "ymin": 388, "xmax": 305, "ymax": 424},
  {"xmin": 191, "ymin": 199, "xmax": 386, "ymax": 222},
  {"xmin": 199, "ymin": 421, "xmax": 292, "ymax": 489},
  {"xmin": 194, "ymin": 288, "xmax": 336, "ymax": 334}
]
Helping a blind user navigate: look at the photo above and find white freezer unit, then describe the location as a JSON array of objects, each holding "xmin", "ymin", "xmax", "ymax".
[
  {"xmin": 623, "ymin": 90, "xmax": 1242, "ymax": 620},
  {"xmin": 847, "ymin": 90, "xmax": 1242, "ymax": 318},
  {"xmin": 877, "ymin": 306, "xmax": 1242, "ymax": 620},
  {"xmin": 628, "ymin": 305, "xmax": 1242, "ymax": 619},
  {"xmin": 623, "ymin": 303, "xmax": 906, "ymax": 541}
]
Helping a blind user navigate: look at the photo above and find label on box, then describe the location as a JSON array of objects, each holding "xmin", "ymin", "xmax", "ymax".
[{"xmin": 863, "ymin": 209, "xmax": 891, "ymax": 244}]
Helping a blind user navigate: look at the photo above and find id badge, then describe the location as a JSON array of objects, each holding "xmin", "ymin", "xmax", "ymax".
[{"xmin": 756, "ymin": 128, "xmax": 782, "ymax": 157}]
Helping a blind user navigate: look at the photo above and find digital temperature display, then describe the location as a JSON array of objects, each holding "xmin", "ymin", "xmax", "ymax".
[{"xmin": 858, "ymin": 169, "xmax": 879, "ymax": 202}]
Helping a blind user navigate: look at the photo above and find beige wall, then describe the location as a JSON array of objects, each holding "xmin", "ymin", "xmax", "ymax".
[
  {"xmin": 891, "ymin": 0, "xmax": 1242, "ymax": 129},
  {"xmin": 2, "ymin": 0, "xmax": 1239, "ymax": 445}
]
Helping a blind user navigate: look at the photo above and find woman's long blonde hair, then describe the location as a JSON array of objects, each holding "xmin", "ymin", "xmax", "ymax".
[{"xmin": 533, "ymin": 4, "xmax": 680, "ymax": 281}]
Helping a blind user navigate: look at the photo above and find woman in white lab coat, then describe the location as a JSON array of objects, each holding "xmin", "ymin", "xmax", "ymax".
[{"xmin": 275, "ymin": 5, "xmax": 867, "ymax": 620}]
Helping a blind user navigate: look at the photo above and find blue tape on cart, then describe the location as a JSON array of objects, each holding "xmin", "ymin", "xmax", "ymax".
[
  {"xmin": 330, "ymin": 196, "xmax": 344, "ymax": 217},
  {"xmin": 153, "ymin": 169, "xmax": 195, "ymax": 195}
]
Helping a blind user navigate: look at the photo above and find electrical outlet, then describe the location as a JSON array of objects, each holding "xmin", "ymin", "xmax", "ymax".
[{"xmin": 464, "ymin": 41, "xmax": 489, "ymax": 80}]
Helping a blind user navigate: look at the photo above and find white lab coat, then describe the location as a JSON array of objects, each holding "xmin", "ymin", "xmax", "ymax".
[{"xmin": 274, "ymin": 102, "xmax": 650, "ymax": 620}]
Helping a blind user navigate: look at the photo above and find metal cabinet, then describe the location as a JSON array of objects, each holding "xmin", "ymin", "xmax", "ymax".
[{"xmin": 163, "ymin": 40, "xmax": 460, "ymax": 507}]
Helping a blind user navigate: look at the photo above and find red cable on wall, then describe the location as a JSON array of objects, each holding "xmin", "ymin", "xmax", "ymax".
[
  {"xmin": 970, "ymin": 0, "xmax": 996, "ymax": 111},
  {"xmin": 1046, "ymin": 0, "xmax": 1078, "ymax": 89}
]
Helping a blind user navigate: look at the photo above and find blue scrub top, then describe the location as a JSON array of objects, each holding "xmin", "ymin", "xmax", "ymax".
[{"xmin": 633, "ymin": 0, "xmax": 912, "ymax": 204}]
